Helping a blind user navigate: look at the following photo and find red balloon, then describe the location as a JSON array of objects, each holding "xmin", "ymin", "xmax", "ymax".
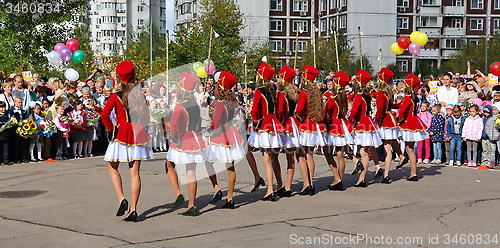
[
  {"xmin": 397, "ymin": 36, "xmax": 411, "ymax": 49},
  {"xmin": 490, "ymin": 62, "xmax": 500, "ymax": 76},
  {"xmin": 66, "ymin": 39, "xmax": 79, "ymax": 53}
]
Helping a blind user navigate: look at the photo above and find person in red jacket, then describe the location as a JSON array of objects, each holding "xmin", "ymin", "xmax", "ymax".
[
  {"xmin": 374, "ymin": 68, "xmax": 406, "ymax": 184},
  {"xmin": 295, "ymin": 65, "xmax": 325, "ymax": 196},
  {"xmin": 249, "ymin": 62, "xmax": 284, "ymax": 201},
  {"xmin": 165, "ymin": 72, "xmax": 206, "ymax": 216},
  {"xmin": 323, "ymin": 71, "xmax": 354, "ymax": 191},
  {"xmin": 349, "ymin": 69, "xmax": 382, "ymax": 188},
  {"xmin": 101, "ymin": 61, "xmax": 153, "ymax": 222},
  {"xmin": 396, "ymin": 73, "xmax": 429, "ymax": 181},
  {"xmin": 204, "ymin": 71, "xmax": 245, "ymax": 209},
  {"xmin": 275, "ymin": 65, "xmax": 299, "ymax": 197}
]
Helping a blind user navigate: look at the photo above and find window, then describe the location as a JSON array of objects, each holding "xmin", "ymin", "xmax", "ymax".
[
  {"xmin": 293, "ymin": 0, "xmax": 308, "ymax": 12},
  {"xmin": 330, "ymin": 18, "xmax": 337, "ymax": 30},
  {"xmin": 270, "ymin": 20, "xmax": 282, "ymax": 31},
  {"xmin": 270, "ymin": 0, "xmax": 282, "ymax": 11},
  {"xmin": 96, "ymin": 4, "xmax": 102, "ymax": 10},
  {"xmin": 470, "ymin": 19, "xmax": 483, "ymax": 30},
  {"xmin": 321, "ymin": 19, "xmax": 327, "ymax": 32},
  {"xmin": 330, "ymin": 0, "xmax": 336, "ymax": 9},
  {"xmin": 138, "ymin": 19, "xmax": 144, "ymax": 26},
  {"xmin": 494, "ymin": 19, "xmax": 500, "ymax": 29},
  {"xmin": 137, "ymin": 6, "xmax": 144, "ymax": 12},
  {"xmin": 445, "ymin": 39, "xmax": 459, "ymax": 48},
  {"xmin": 397, "ymin": 0, "xmax": 409, "ymax": 7},
  {"xmin": 293, "ymin": 20, "xmax": 308, "ymax": 32},
  {"xmin": 340, "ymin": 0, "xmax": 346, "ymax": 7},
  {"xmin": 117, "ymin": 17, "xmax": 126, "ymax": 23},
  {"xmin": 470, "ymin": 40, "xmax": 479, "ymax": 45},
  {"xmin": 471, "ymin": 0, "xmax": 483, "ymax": 9},
  {"xmin": 397, "ymin": 17, "xmax": 409, "ymax": 29},
  {"xmin": 117, "ymin": 31, "xmax": 126, "ymax": 37},
  {"xmin": 453, "ymin": 0, "xmax": 462, "ymax": 6},
  {"xmin": 88, "ymin": 18, "xmax": 92, "ymax": 24},
  {"xmin": 270, "ymin": 40, "xmax": 282, "ymax": 52},
  {"xmin": 160, "ymin": 20, "xmax": 166, "ymax": 28},
  {"xmin": 495, "ymin": 0, "xmax": 500, "ymax": 9},
  {"xmin": 451, "ymin": 18, "xmax": 462, "ymax": 28},
  {"xmin": 181, "ymin": 3, "xmax": 191, "ymax": 14},
  {"xmin": 321, "ymin": 0, "xmax": 327, "ymax": 11},
  {"xmin": 340, "ymin": 15, "xmax": 346, "ymax": 28},
  {"xmin": 293, "ymin": 41, "xmax": 308, "ymax": 52},
  {"xmin": 116, "ymin": 3, "xmax": 125, "ymax": 10},
  {"xmin": 420, "ymin": 0, "xmax": 436, "ymax": 5},
  {"xmin": 397, "ymin": 60, "xmax": 408, "ymax": 72},
  {"xmin": 103, "ymin": 2, "xmax": 117, "ymax": 9},
  {"xmin": 161, "ymin": 7, "xmax": 166, "ymax": 15},
  {"xmin": 97, "ymin": 18, "xmax": 102, "ymax": 24},
  {"xmin": 419, "ymin": 16, "xmax": 438, "ymax": 27}
]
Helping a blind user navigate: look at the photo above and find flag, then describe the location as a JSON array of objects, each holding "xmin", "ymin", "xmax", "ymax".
[
  {"xmin": 243, "ymin": 54, "xmax": 247, "ymax": 64},
  {"xmin": 262, "ymin": 56, "xmax": 267, "ymax": 62},
  {"xmin": 213, "ymin": 30, "xmax": 220, "ymax": 38}
]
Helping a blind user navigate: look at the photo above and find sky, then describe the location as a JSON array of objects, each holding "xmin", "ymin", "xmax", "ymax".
[{"xmin": 167, "ymin": 0, "xmax": 175, "ymax": 39}]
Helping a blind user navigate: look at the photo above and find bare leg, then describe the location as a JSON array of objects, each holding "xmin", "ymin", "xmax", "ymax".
[
  {"xmin": 324, "ymin": 145, "xmax": 340, "ymax": 185},
  {"xmin": 406, "ymin": 142, "xmax": 418, "ymax": 178},
  {"xmin": 108, "ymin": 162, "xmax": 125, "ymax": 203},
  {"xmin": 226, "ymin": 162, "xmax": 236, "ymax": 201},
  {"xmin": 205, "ymin": 161, "xmax": 221, "ymax": 195},
  {"xmin": 304, "ymin": 146, "xmax": 316, "ymax": 185},
  {"xmin": 262, "ymin": 149, "xmax": 275, "ymax": 196},
  {"xmin": 369, "ymin": 146, "xmax": 381, "ymax": 171},
  {"xmin": 165, "ymin": 160, "xmax": 181, "ymax": 198},
  {"xmin": 296, "ymin": 146, "xmax": 310, "ymax": 190},
  {"xmin": 185, "ymin": 163, "xmax": 197, "ymax": 209},
  {"xmin": 246, "ymin": 145, "xmax": 261, "ymax": 184},
  {"xmin": 284, "ymin": 148, "xmax": 296, "ymax": 191},
  {"xmin": 357, "ymin": 146, "xmax": 371, "ymax": 184},
  {"xmin": 128, "ymin": 160, "xmax": 141, "ymax": 212},
  {"xmin": 336, "ymin": 147, "xmax": 346, "ymax": 180},
  {"xmin": 270, "ymin": 148, "xmax": 283, "ymax": 188},
  {"xmin": 383, "ymin": 140, "xmax": 393, "ymax": 177}
]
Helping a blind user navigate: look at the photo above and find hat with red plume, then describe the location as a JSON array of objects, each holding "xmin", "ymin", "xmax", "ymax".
[
  {"xmin": 302, "ymin": 65, "xmax": 320, "ymax": 82},
  {"xmin": 178, "ymin": 72, "xmax": 199, "ymax": 92},
  {"xmin": 377, "ymin": 67, "xmax": 395, "ymax": 83},
  {"xmin": 116, "ymin": 61, "xmax": 136, "ymax": 83},
  {"xmin": 334, "ymin": 71, "xmax": 350, "ymax": 88},
  {"xmin": 279, "ymin": 65, "xmax": 296, "ymax": 83},
  {"xmin": 257, "ymin": 62, "xmax": 276, "ymax": 81},
  {"xmin": 404, "ymin": 73, "xmax": 420, "ymax": 89},
  {"xmin": 218, "ymin": 71, "xmax": 237, "ymax": 90},
  {"xmin": 354, "ymin": 70, "xmax": 372, "ymax": 85}
]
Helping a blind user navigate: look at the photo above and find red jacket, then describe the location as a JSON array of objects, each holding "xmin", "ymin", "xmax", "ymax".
[
  {"xmin": 101, "ymin": 92, "xmax": 150, "ymax": 146},
  {"xmin": 323, "ymin": 93, "xmax": 353, "ymax": 136},
  {"xmin": 398, "ymin": 95, "xmax": 427, "ymax": 132},
  {"xmin": 349, "ymin": 93, "xmax": 378, "ymax": 132},
  {"xmin": 210, "ymin": 100, "xmax": 243, "ymax": 147},
  {"xmin": 375, "ymin": 91, "xmax": 398, "ymax": 129},
  {"xmin": 251, "ymin": 87, "xmax": 284, "ymax": 133},
  {"xmin": 169, "ymin": 100, "xmax": 206, "ymax": 152},
  {"xmin": 276, "ymin": 92, "xmax": 299, "ymax": 134},
  {"xmin": 295, "ymin": 90, "xmax": 325, "ymax": 132}
]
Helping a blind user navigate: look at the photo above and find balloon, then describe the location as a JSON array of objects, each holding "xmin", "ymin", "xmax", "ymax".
[
  {"xmin": 192, "ymin": 62, "xmax": 203, "ymax": 71},
  {"xmin": 72, "ymin": 50, "xmax": 85, "ymax": 64},
  {"xmin": 59, "ymin": 47, "xmax": 72, "ymax": 62},
  {"xmin": 46, "ymin": 51, "xmax": 61, "ymax": 66},
  {"xmin": 204, "ymin": 59, "xmax": 214, "ymax": 66},
  {"xmin": 196, "ymin": 66, "xmax": 207, "ymax": 78},
  {"xmin": 490, "ymin": 62, "xmax": 500, "ymax": 76},
  {"xmin": 64, "ymin": 68, "xmax": 79, "ymax": 81},
  {"xmin": 214, "ymin": 71, "xmax": 222, "ymax": 82},
  {"xmin": 410, "ymin": 31, "xmax": 420, "ymax": 43},
  {"xmin": 205, "ymin": 63, "xmax": 216, "ymax": 75},
  {"xmin": 390, "ymin": 42, "xmax": 404, "ymax": 55},
  {"xmin": 416, "ymin": 32, "xmax": 428, "ymax": 46},
  {"xmin": 66, "ymin": 39, "xmax": 79, "ymax": 53},
  {"xmin": 409, "ymin": 42, "xmax": 421, "ymax": 56},
  {"xmin": 397, "ymin": 36, "xmax": 411, "ymax": 49},
  {"xmin": 54, "ymin": 43, "xmax": 66, "ymax": 53}
]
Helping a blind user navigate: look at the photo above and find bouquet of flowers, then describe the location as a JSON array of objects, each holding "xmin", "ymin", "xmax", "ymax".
[
  {"xmin": 58, "ymin": 115, "xmax": 73, "ymax": 137},
  {"xmin": 151, "ymin": 108, "xmax": 166, "ymax": 121},
  {"xmin": 37, "ymin": 118, "xmax": 57, "ymax": 137},
  {"xmin": 16, "ymin": 118, "xmax": 38, "ymax": 138},
  {"xmin": 495, "ymin": 114, "xmax": 500, "ymax": 128},
  {"xmin": 85, "ymin": 110, "xmax": 101, "ymax": 124},
  {"xmin": 0, "ymin": 116, "xmax": 18, "ymax": 132}
]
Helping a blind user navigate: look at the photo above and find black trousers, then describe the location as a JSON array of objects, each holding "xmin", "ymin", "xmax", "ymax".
[
  {"xmin": 10, "ymin": 135, "xmax": 27, "ymax": 162},
  {"xmin": 54, "ymin": 131, "xmax": 67, "ymax": 158},
  {"xmin": 0, "ymin": 140, "xmax": 9, "ymax": 163}
]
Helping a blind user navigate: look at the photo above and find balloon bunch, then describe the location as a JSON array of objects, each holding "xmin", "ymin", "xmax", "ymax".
[
  {"xmin": 46, "ymin": 39, "xmax": 85, "ymax": 66},
  {"xmin": 192, "ymin": 59, "xmax": 216, "ymax": 78},
  {"xmin": 391, "ymin": 31, "xmax": 428, "ymax": 56}
]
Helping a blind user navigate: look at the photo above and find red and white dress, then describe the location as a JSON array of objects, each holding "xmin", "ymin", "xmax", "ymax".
[
  {"xmin": 323, "ymin": 92, "xmax": 353, "ymax": 146},
  {"xmin": 375, "ymin": 91, "xmax": 400, "ymax": 140},
  {"xmin": 349, "ymin": 93, "xmax": 382, "ymax": 147},
  {"xmin": 102, "ymin": 91, "xmax": 154, "ymax": 162},
  {"xmin": 398, "ymin": 95, "xmax": 429, "ymax": 142},
  {"xmin": 166, "ymin": 99, "xmax": 206, "ymax": 164},
  {"xmin": 296, "ymin": 91, "xmax": 326, "ymax": 147},
  {"xmin": 276, "ymin": 92, "xmax": 300, "ymax": 148},
  {"xmin": 206, "ymin": 100, "xmax": 245, "ymax": 163},
  {"xmin": 248, "ymin": 86, "xmax": 284, "ymax": 148}
]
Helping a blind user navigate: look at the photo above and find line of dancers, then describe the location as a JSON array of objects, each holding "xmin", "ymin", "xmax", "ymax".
[{"xmin": 102, "ymin": 61, "xmax": 429, "ymax": 220}]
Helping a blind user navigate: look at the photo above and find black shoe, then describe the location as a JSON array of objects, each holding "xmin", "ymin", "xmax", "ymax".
[
  {"xmin": 282, "ymin": 190, "xmax": 292, "ymax": 197},
  {"xmin": 298, "ymin": 186, "xmax": 311, "ymax": 195},
  {"xmin": 396, "ymin": 156, "xmax": 409, "ymax": 169},
  {"xmin": 351, "ymin": 160, "xmax": 364, "ymax": 175},
  {"xmin": 4, "ymin": 161, "xmax": 13, "ymax": 165},
  {"xmin": 374, "ymin": 168, "xmax": 384, "ymax": 179},
  {"xmin": 309, "ymin": 185, "xmax": 316, "ymax": 196},
  {"xmin": 179, "ymin": 206, "xmax": 197, "ymax": 216},
  {"xmin": 354, "ymin": 180, "xmax": 367, "ymax": 188},
  {"xmin": 123, "ymin": 211, "xmax": 137, "ymax": 222},
  {"xmin": 251, "ymin": 177, "xmax": 265, "ymax": 192},
  {"xmin": 328, "ymin": 181, "xmax": 344, "ymax": 191},
  {"xmin": 221, "ymin": 200, "xmax": 235, "ymax": 209},
  {"xmin": 380, "ymin": 176, "xmax": 391, "ymax": 184},
  {"xmin": 22, "ymin": 160, "xmax": 29, "ymax": 163},
  {"xmin": 209, "ymin": 190, "xmax": 223, "ymax": 204},
  {"xmin": 171, "ymin": 194, "xmax": 185, "ymax": 208},
  {"xmin": 274, "ymin": 187, "xmax": 286, "ymax": 197},
  {"xmin": 261, "ymin": 193, "xmax": 278, "ymax": 202},
  {"xmin": 407, "ymin": 176, "xmax": 419, "ymax": 182},
  {"xmin": 116, "ymin": 199, "xmax": 128, "ymax": 217}
]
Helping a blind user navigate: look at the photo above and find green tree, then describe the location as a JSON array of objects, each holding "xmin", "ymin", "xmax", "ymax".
[{"xmin": 443, "ymin": 35, "xmax": 500, "ymax": 74}]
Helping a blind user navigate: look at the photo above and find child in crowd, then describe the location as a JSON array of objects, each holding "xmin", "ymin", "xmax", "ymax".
[
  {"xmin": 0, "ymin": 101, "xmax": 13, "ymax": 165},
  {"xmin": 447, "ymin": 107, "xmax": 465, "ymax": 166},
  {"xmin": 69, "ymin": 100, "xmax": 86, "ymax": 158},
  {"xmin": 443, "ymin": 105, "xmax": 453, "ymax": 164},
  {"xmin": 9, "ymin": 97, "xmax": 28, "ymax": 163},
  {"xmin": 157, "ymin": 100, "xmax": 168, "ymax": 152},
  {"xmin": 428, "ymin": 104, "xmax": 445, "ymax": 164},
  {"xmin": 481, "ymin": 105, "xmax": 492, "ymax": 167},
  {"xmin": 148, "ymin": 99, "xmax": 160, "ymax": 152},
  {"xmin": 29, "ymin": 103, "xmax": 44, "ymax": 162},
  {"xmin": 417, "ymin": 101, "xmax": 432, "ymax": 163},
  {"xmin": 53, "ymin": 104, "xmax": 69, "ymax": 160},
  {"xmin": 41, "ymin": 99, "xmax": 53, "ymax": 161},
  {"xmin": 83, "ymin": 99, "xmax": 99, "ymax": 157},
  {"xmin": 462, "ymin": 105, "xmax": 483, "ymax": 167},
  {"xmin": 485, "ymin": 103, "xmax": 500, "ymax": 168}
]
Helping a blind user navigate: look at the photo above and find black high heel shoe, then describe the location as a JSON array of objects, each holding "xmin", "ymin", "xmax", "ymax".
[
  {"xmin": 274, "ymin": 187, "xmax": 286, "ymax": 197},
  {"xmin": 261, "ymin": 193, "xmax": 278, "ymax": 202},
  {"xmin": 222, "ymin": 199, "xmax": 235, "ymax": 209},
  {"xmin": 209, "ymin": 190, "xmax": 223, "ymax": 204},
  {"xmin": 328, "ymin": 181, "xmax": 344, "ymax": 191},
  {"xmin": 298, "ymin": 186, "xmax": 311, "ymax": 195},
  {"xmin": 309, "ymin": 185, "xmax": 316, "ymax": 196},
  {"xmin": 374, "ymin": 168, "xmax": 384, "ymax": 179},
  {"xmin": 251, "ymin": 177, "xmax": 265, "ymax": 192},
  {"xmin": 282, "ymin": 190, "xmax": 292, "ymax": 197},
  {"xmin": 407, "ymin": 176, "xmax": 419, "ymax": 182},
  {"xmin": 179, "ymin": 206, "xmax": 197, "ymax": 216},
  {"xmin": 396, "ymin": 156, "xmax": 409, "ymax": 169},
  {"xmin": 116, "ymin": 199, "xmax": 128, "ymax": 217},
  {"xmin": 123, "ymin": 211, "xmax": 137, "ymax": 222},
  {"xmin": 171, "ymin": 194, "xmax": 185, "ymax": 208},
  {"xmin": 354, "ymin": 180, "xmax": 367, "ymax": 188},
  {"xmin": 380, "ymin": 176, "xmax": 391, "ymax": 184},
  {"xmin": 351, "ymin": 160, "xmax": 364, "ymax": 175}
]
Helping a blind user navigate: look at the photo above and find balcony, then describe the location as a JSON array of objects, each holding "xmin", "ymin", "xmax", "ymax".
[
  {"xmin": 443, "ymin": 6, "xmax": 465, "ymax": 16},
  {"xmin": 419, "ymin": 6, "xmax": 441, "ymax": 16},
  {"xmin": 443, "ymin": 27, "xmax": 466, "ymax": 36},
  {"xmin": 442, "ymin": 49, "xmax": 459, "ymax": 59}
]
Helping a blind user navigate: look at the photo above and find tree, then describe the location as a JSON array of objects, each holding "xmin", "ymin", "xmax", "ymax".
[{"xmin": 443, "ymin": 35, "xmax": 500, "ymax": 74}]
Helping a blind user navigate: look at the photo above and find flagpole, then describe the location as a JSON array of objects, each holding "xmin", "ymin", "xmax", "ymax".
[
  {"xmin": 244, "ymin": 53, "xmax": 247, "ymax": 92},
  {"xmin": 312, "ymin": 23, "xmax": 317, "ymax": 68},
  {"xmin": 358, "ymin": 27, "xmax": 363, "ymax": 70},
  {"xmin": 294, "ymin": 29, "xmax": 299, "ymax": 70},
  {"xmin": 334, "ymin": 30, "xmax": 340, "ymax": 71},
  {"xmin": 379, "ymin": 49, "xmax": 382, "ymax": 70},
  {"xmin": 207, "ymin": 26, "xmax": 214, "ymax": 83}
]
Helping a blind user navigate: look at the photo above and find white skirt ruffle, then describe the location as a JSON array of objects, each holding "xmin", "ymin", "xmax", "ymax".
[
  {"xmin": 400, "ymin": 130, "xmax": 429, "ymax": 142},
  {"xmin": 324, "ymin": 121, "xmax": 354, "ymax": 146},
  {"xmin": 248, "ymin": 119, "xmax": 282, "ymax": 149},
  {"xmin": 280, "ymin": 118, "xmax": 301, "ymax": 149},
  {"xmin": 166, "ymin": 149, "xmax": 205, "ymax": 165},
  {"xmin": 353, "ymin": 131, "xmax": 383, "ymax": 147},
  {"xmin": 378, "ymin": 127, "xmax": 401, "ymax": 140},
  {"xmin": 299, "ymin": 125, "xmax": 326, "ymax": 147},
  {"xmin": 205, "ymin": 143, "xmax": 246, "ymax": 163},
  {"xmin": 104, "ymin": 141, "xmax": 154, "ymax": 162}
]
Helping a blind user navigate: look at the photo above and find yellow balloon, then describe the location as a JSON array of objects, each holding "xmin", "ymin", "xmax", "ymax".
[
  {"xmin": 391, "ymin": 42, "xmax": 404, "ymax": 55},
  {"xmin": 197, "ymin": 66, "xmax": 207, "ymax": 78},
  {"xmin": 410, "ymin": 31, "xmax": 420, "ymax": 43},
  {"xmin": 416, "ymin": 32, "xmax": 428, "ymax": 46}
]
